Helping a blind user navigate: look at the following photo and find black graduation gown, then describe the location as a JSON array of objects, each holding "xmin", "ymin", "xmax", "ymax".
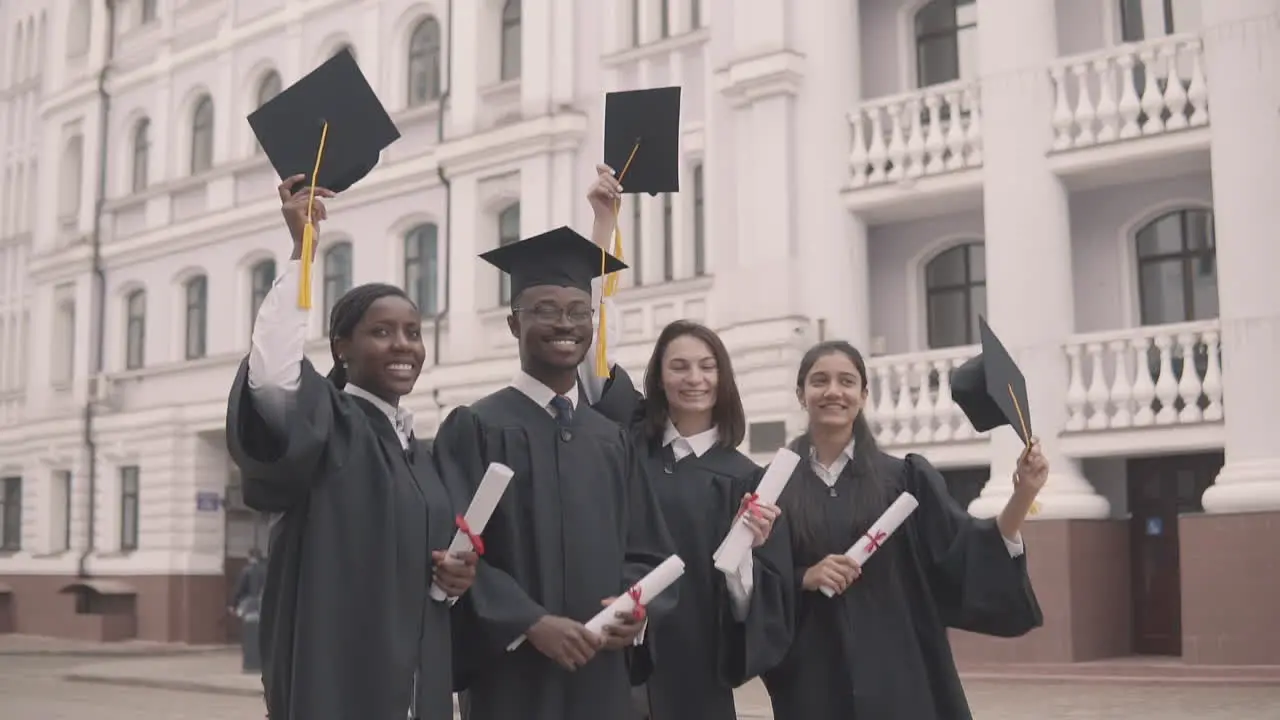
[
  {"xmin": 592, "ymin": 366, "xmax": 795, "ymax": 720},
  {"xmin": 433, "ymin": 386, "xmax": 677, "ymax": 720},
  {"xmin": 762, "ymin": 451, "xmax": 1043, "ymax": 720},
  {"xmin": 225, "ymin": 358, "xmax": 458, "ymax": 720}
]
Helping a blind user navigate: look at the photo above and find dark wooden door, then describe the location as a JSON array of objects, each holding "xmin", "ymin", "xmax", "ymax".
[{"xmin": 1127, "ymin": 452, "xmax": 1222, "ymax": 656}]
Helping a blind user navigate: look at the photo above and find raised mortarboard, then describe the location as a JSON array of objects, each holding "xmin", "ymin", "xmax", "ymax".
[
  {"xmin": 245, "ymin": 48, "xmax": 400, "ymax": 310},
  {"xmin": 247, "ymin": 48, "xmax": 400, "ymax": 195},
  {"xmin": 480, "ymin": 226, "xmax": 628, "ymax": 301},
  {"xmin": 603, "ymin": 86, "xmax": 682, "ymax": 196},
  {"xmin": 950, "ymin": 316, "xmax": 1033, "ymax": 448}
]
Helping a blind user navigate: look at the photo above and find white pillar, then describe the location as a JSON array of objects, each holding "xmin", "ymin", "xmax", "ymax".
[
  {"xmin": 966, "ymin": 0, "xmax": 1108, "ymax": 520},
  {"xmin": 448, "ymin": 1, "xmax": 480, "ymax": 137},
  {"xmin": 1198, "ymin": 0, "xmax": 1280, "ymax": 513},
  {"xmin": 445, "ymin": 174, "xmax": 480, "ymax": 362}
]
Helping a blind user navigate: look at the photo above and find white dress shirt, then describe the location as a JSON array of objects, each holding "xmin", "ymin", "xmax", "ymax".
[
  {"xmin": 809, "ymin": 438, "xmax": 1025, "ymax": 558},
  {"xmin": 661, "ymin": 422, "xmax": 755, "ymax": 622}
]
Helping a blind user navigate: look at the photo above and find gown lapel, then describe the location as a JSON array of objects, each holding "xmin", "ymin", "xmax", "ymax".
[{"xmin": 348, "ymin": 395, "xmax": 427, "ymax": 502}]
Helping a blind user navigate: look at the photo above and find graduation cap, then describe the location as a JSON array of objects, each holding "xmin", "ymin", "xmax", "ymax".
[
  {"xmin": 950, "ymin": 316, "xmax": 1033, "ymax": 448},
  {"xmin": 480, "ymin": 226, "xmax": 628, "ymax": 300},
  {"xmin": 603, "ymin": 86, "xmax": 682, "ymax": 196},
  {"xmin": 246, "ymin": 48, "xmax": 400, "ymax": 309}
]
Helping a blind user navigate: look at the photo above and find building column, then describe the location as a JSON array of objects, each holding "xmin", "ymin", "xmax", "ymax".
[
  {"xmin": 966, "ymin": 0, "xmax": 1108, "ymax": 520},
  {"xmin": 1198, "ymin": 0, "xmax": 1280, "ymax": 513},
  {"xmin": 444, "ymin": 174, "xmax": 480, "ymax": 362},
  {"xmin": 447, "ymin": 1, "xmax": 480, "ymax": 137}
]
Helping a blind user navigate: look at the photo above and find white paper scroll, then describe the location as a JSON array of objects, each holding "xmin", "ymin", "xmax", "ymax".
[
  {"xmin": 507, "ymin": 555, "xmax": 686, "ymax": 651},
  {"xmin": 429, "ymin": 462, "xmax": 514, "ymax": 602},
  {"xmin": 712, "ymin": 448, "xmax": 801, "ymax": 573},
  {"xmin": 819, "ymin": 492, "xmax": 920, "ymax": 598}
]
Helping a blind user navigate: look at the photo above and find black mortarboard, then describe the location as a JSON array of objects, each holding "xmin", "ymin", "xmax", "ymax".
[
  {"xmin": 247, "ymin": 48, "xmax": 400, "ymax": 194},
  {"xmin": 480, "ymin": 226, "xmax": 628, "ymax": 300},
  {"xmin": 603, "ymin": 86, "xmax": 682, "ymax": 196},
  {"xmin": 950, "ymin": 316, "xmax": 1033, "ymax": 447}
]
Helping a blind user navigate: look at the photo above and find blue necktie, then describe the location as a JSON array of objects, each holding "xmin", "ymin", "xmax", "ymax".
[{"xmin": 549, "ymin": 395, "xmax": 574, "ymax": 428}]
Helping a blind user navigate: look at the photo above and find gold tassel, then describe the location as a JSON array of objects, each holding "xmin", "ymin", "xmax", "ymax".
[
  {"xmin": 297, "ymin": 121, "xmax": 330, "ymax": 310},
  {"xmin": 594, "ymin": 141, "xmax": 641, "ymax": 378}
]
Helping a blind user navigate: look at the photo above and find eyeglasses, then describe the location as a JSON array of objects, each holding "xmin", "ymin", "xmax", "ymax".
[{"xmin": 513, "ymin": 304, "xmax": 595, "ymax": 325}]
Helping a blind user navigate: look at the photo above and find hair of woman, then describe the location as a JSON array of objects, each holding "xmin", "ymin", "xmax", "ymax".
[
  {"xmin": 325, "ymin": 283, "xmax": 416, "ymax": 389},
  {"xmin": 783, "ymin": 340, "xmax": 887, "ymax": 557},
  {"xmin": 641, "ymin": 320, "xmax": 747, "ymax": 449}
]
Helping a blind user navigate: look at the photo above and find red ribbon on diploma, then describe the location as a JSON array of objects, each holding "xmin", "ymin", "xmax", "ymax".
[
  {"xmin": 862, "ymin": 529, "xmax": 888, "ymax": 555},
  {"xmin": 627, "ymin": 585, "xmax": 646, "ymax": 621},
  {"xmin": 738, "ymin": 492, "xmax": 764, "ymax": 520},
  {"xmin": 455, "ymin": 515, "xmax": 485, "ymax": 556}
]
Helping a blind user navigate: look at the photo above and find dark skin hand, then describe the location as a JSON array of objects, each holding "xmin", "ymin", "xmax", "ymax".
[
  {"xmin": 507, "ymin": 285, "xmax": 594, "ymax": 393},
  {"xmin": 597, "ymin": 596, "xmax": 646, "ymax": 650},
  {"xmin": 526, "ymin": 615, "xmax": 603, "ymax": 671},
  {"xmin": 430, "ymin": 550, "xmax": 479, "ymax": 597},
  {"xmin": 277, "ymin": 173, "xmax": 334, "ymax": 258}
]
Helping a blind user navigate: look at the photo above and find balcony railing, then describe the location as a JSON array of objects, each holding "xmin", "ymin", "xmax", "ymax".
[
  {"xmin": 864, "ymin": 320, "xmax": 1224, "ymax": 452},
  {"xmin": 1063, "ymin": 319, "xmax": 1222, "ymax": 432},
  {"xmin": 847, "ymin": 79, "xmax": 983, "ymax": 189},
  {"xmin": 1049, "ymin": 34, "xmax": 1209, "ymax": 152}
]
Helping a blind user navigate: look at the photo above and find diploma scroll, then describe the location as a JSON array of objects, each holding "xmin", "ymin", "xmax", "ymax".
[
  {"xmin": 507, "ymin": 555, "xmax": 686, "ymax": 651},
  {"xmin": 819, "ymin": 492, "xmax": 920, "ymax": 598},
  {"xmin": 429, "ymin": 462, "xmax": 515, "ymax": 602},
  {"xmin": 712, "ymin": 448, "xmax": 801, "ymax": 573}
]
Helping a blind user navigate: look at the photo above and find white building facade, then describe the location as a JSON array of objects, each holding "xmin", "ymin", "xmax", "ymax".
[{"xmin": 1, "ymin": 0, "xmax": 1277, "ymax": 664}]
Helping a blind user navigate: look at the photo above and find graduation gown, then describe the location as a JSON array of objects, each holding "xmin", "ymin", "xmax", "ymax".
[
  {"xmin": 592, "ymin": 366, "xmax": 795, "ymax": 720},
  {"xmin": 433, "ymin": 387, "xmax": 676, "ymax": 720},
  {"xmin": 225, "ymin": 358, "xmax": 458, "ymax": 720},
  {"xmin": 762, "ymin": 451, "xmax": 1043, "ymax": 720}
]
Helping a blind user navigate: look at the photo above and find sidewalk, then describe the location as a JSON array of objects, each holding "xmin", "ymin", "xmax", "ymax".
[
  {"xmin": 60, "ymin": 650, "xmax": 778, "ymax": 717},
  {"xmin": 0, "ymin": 633, "xmax": 230, "ymax": 658}
]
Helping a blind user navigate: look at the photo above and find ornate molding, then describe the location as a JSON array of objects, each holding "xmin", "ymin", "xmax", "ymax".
[{"xmin": 715, "ymin": 51, "xmax": 806, "ymax": 109}]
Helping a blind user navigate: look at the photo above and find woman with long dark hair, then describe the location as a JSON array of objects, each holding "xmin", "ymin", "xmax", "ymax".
[
  {"xmin": 762, "ymin": 341, "xmax": 1046, "ymax": 719},
  {"xmin": 581, "ymin": 166, "xmax": 794, "ymax": 720},
  {"xmin": 225, "ymin": 175, "xmax": 476, "ymax": 720}
]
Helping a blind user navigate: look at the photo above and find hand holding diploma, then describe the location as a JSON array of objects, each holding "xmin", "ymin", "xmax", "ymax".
[
  {"xmin": 526, "ymin": 616, "xmax": 603, "ymax": 672},
  {"xmin": 430, "ymin": 550, "xmax": 478, "ymax": 597},
  {"xmin": 592, "ymin": 555, "xmax": 685, "ymax": 649},
  {"xmin": 713, "ymin": 449, "xmax": 800, "ymax": 573},
  {"xmin": 597, "ymin": 596, "xmax": 646, "ymax": 650},
  {"xmin": 817, "ymin": 492, "xmax": 920, "ymax": 598},
  {"xmin": 430, "ymin": 462, "xmax": 514, "ymax": 602}
]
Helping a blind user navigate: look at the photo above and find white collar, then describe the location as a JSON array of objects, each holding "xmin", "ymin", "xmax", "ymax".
[
  {"xmin": 662, "ymin": 421, "xmax": 719, "ymax": 458},
  {"xmin": 345, "ymin": 384, "xmax": 414, "ymax": 437},
  {"xmin": 511, "ymin": 371, "xmax": 580, "ymax": 411},
  {"xmin": 809, "ymin": 437, "xmax": 856, "ymax": 470}
]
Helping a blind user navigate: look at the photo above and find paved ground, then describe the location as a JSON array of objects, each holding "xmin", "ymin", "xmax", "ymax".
[{"xmin": 1, "ymin": 642, "xmax": 1278, "ymax": 719}]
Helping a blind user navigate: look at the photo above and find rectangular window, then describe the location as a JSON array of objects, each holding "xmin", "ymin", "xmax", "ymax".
[
  {"xmin": 662, "ymin": 194, "xmax": 674, "ymax": 281},
  {"xmin": 0, "ymin": 476, "xmax": 21, "ymax": 551},
  {"xmin": 120, "ymin": 466, "xmax": 139, "ymax": 551},
  {"xmin": 52, "ymin": 470, "xmax": 72, "ymax": 552}
]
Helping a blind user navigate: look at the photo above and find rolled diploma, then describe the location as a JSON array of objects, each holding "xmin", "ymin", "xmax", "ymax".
[
  {"xmin": 819, "ymin": 492, "xmax": 920, "ymax": 598},
  {"xmin": 429, "ymin": 462, "xmax": 514, "ymax": 602},
  {"xmin": 507, "ymin": 555, "xmax": 686, "ymax": 651},
  {"xmin": 712, "ymin": 448, "xmax": 801, "ymax": 573}
]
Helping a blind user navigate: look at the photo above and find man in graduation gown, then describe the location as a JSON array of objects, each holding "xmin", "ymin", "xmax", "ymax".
[{"xmin": 434, "ymin": 227, "xmax": 678, "ymax": 720}]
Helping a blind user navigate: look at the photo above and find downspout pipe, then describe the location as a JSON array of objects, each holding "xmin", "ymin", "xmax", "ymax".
[
  {"xmin": 430, "ymin": 0, "xmax": 454, "ymax": 418},
  {"xmin": 79, "ymin": 0, "xmax": 118, "ymax": 578}
]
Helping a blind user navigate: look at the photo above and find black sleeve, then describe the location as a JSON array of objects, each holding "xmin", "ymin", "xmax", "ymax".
[
  {"xmin": 224, "ymin": 357, "xmax": 353, "ymax": 512},
  {"xmin": 433, "ymin": 407, "xmax": 549, "ymax": 661},
  {"xmin": 590, "ymin": 363, "xmax": 645, "ymax": 429},
  {"xmin": 904, "ymin": 454, "xmax": 1044, "ymax": 638}
]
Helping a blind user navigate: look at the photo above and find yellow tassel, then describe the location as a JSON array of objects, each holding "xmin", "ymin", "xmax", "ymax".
[
  {"xmin": 594, "ymin": 141, "xmax": 641, "ymax": 379},
  {"xmin": 298, "ymin": 223, "xmax": 315, "ymax": 309},
  {"xmin": 297, "ymin": 121, "xmax": 330, "ymax": 310}
]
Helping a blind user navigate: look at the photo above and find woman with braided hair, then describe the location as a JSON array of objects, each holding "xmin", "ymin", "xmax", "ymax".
[{"xmin": 226, "ymin": 174, "xmax": 476, "ymax": 720}]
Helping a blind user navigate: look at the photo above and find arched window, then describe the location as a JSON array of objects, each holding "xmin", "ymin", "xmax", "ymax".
[
  {"xmin": 660, "ymin": 0, "xmax": 671, "ymax": 39},
  {"xmin": 140, "ymin": 0, "xmax": 158, "ymax": 25},
  {"xmin": 497, "ymin": 204, "xmax": 520, "ymax": 305},
  {"xmin": 914, "ymin": 0, "xmax": 977, "ymax": 88},
  {"xmin": 184, "ymin": 275, "xmax": 207, "ymax": 360},
  {"xmin": 631, "ymin": 0, "xmax": 641, "ymax": 46},
  {"xmin": 692, "ymin": 163, "xmax": 706, "ymax": 276},
  {"xmin": 249, "ymin": 259, "xmax": 276, "ymax": 332},
  {"xmin": 407, "ymin": 18, "xmax": 442, "ymax": 107},
  {"xmin": 333, "ymin": 43, "xmax": 357, "ymax": 62},
  {"xmin": 924, "ymin": 241, "xmax": 985, "ymax": 349},
  {"xmin": 500, "ymin": 0, "xmax": 522, "ymax": 82},
  {"xmin": 404, "ymin": 224, "xmax": 439, "ymax": 315},
  {"xmin": 125, "ymin": 289, "xmax": 146, "ymax": 370},
  {"xmin": 58, "ymin": 134, "xmax": 83, "ymax": 225},
  {"xmin": 691, "ymin": 0, "xmax": 702, "ymax": 29},
  {"xmin": 66, "ymin": 0, "xmax": 91, "ymax": 58},
  {"xmin": 1135, "ymin": 208, "xmax": 1217, "ymax": 326},
  {"xmin": 190, "ymin": 95, "xmax": 214, "ymax": 174},
  {"xmin": 256, "ymin": 71, "xmax": 282, "ymax": 108},
  {"xmin": 323, "ymin": 243, "xmax": 354, "ymax": 329},
  {"xmin": 131, "ymin": 118, "xmax": 149, "ymax": 192}
]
